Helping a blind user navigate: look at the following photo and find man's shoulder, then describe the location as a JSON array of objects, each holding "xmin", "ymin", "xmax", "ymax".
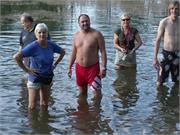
[
  {"xmin": 160, "ymin": 17, "xmax": 169, "ymax": 24},
  {"xmin": 90, "ymin": 28, "xmax": 100, "ymax": 33},
  {"xmin": 73, "ymin": 31, "xmax": 80, "ymax": 37}
]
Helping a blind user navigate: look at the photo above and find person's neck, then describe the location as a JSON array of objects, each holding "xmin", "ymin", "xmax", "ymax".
[
  {"xmin": 37, "ymin": 40, "xmax": 47, "ymax": 48},
  {"xmin": 122, "ymin": 26, "xmax": 130, "ymax": 33},
  {"xmin": 27, "ymin": 23, "xmax": 34, "ymax": 32},
  {"xmin": 82, "ymin": 28, "xmax": 90, "ymax": 34},
  {"xmin": 170, "ymin": 15, "xmax": 178, "ymax": 22}
]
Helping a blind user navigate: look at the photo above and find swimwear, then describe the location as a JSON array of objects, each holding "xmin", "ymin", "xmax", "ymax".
[
  {"xmin": 75, "ymin": 62, "xmax": 101, "ymax": 91},
  {"xmin": 27, "ymin": 80, "xmax": 51, "ymax": 90},
  {"xmin": 158, "ymin": 49, "xmax": 179, "ymax": 83}
]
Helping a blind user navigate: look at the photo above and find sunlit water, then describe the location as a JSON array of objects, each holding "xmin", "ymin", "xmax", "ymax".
[{"xmin": 0, "ymin": 0, "xmax": 179, "ymax": 135}]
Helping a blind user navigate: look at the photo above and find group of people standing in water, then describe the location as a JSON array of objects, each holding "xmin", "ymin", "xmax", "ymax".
[{"xmin": 13, "ymin": 1, "xmax": 179, "ymax": 111}]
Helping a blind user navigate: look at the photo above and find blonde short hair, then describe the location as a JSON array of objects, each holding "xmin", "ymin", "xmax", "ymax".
[
  {"xmin": 121, "ymin": 13, "xmax": 130, "ymax": 20},
  {"xmin": 34, "ymin": 23, "xmax": 48, "ymax": 37}
]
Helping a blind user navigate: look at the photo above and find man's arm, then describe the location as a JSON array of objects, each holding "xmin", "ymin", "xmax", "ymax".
[
  {"xmin": 97, "ymin": 31, "xmax": 107, "ymax": 78},
  {"xmin": 153, "ymin": 20, "xmax": 165, "ymax": 69},
  {"xmin": 68, "ymin": 37, "xmax": 77, "ymax": 78}
]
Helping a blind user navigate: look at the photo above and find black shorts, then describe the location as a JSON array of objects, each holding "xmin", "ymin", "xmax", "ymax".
[{"xmin": 157, "ymin": 50, "xmax": 179, "ymax": 83}]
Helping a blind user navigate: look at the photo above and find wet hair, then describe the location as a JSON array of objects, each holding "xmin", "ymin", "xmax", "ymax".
[
  {"xmin": 34, "ymin": 23, "xmax": 48, "ymax": 36},
  {"xmin": 21, "ymin": 12, "xmax": 34, "ymax": 22},
  {"xmin": 78, "ymin": 14, "xmax": 90, "ymax": 23},
  {"xmin": 168, "ymin": 1, "xmax": 179, "ymax": 15}
]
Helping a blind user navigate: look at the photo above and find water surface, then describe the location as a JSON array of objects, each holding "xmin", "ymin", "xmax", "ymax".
[{"xmin": 0, "ymin": 0, "xmax": 179, "ymax": 135}]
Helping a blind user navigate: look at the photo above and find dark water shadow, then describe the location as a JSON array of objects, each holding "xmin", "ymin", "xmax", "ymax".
[
  {"xmin": 26, "ymin": 109, "xmax": 54, "ymax": 134},
  {"xmin": 17, "ymin": 78, "xmax": 29, "ymax": 115},
  {"xmin": 69, "ymin": 95, "xmax": 113, "ymax": 134},
  {"xmin": 113, "ymin": 68, "xmax": 139, "ymax": 110},
  {"xmin": 146, "ymin": 85, "xmax": 180, "ymax": 134}
]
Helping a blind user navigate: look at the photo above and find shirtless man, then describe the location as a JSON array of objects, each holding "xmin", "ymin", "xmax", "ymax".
[
  {"xmin": 68, "ymin": 14, "xmax": 107, "ymax": 98},
  {"xmin": 153, "ymin": 1, "xmax": 179, "ymax": 87}
]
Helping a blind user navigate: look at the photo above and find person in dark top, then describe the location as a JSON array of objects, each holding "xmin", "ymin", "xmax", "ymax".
[
  {"xmin": 19, "ymin": 13, "xmax": 37, "ymax": 66},
  {"xmin": 114, "ymin": 13, "xmax": 142, "ymax": 69}
]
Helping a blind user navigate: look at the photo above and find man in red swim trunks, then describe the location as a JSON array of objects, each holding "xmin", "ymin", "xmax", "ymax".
[{"xmin": 68, "ymin": 14, "xmax": 107, "ymax": 98}]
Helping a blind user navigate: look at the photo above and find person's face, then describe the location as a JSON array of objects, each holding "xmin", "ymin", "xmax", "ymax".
[
  {"xmin": 169, "ymin": 4, "xmax": 179, "ymax": 19},
  {"xmin": 79, "ymin": 16, "xmax": 90, "ymax": 30},
  {"xmin": 35, "ymin": 29, "xmax": 47, "ymax": 41},
  {"xmin": 20, "ymin": 16, "xmax": 32, "ymax": 30},
  {"xmin": 121, "ymin": 16, "xmax": 130, "ymax": 27}
]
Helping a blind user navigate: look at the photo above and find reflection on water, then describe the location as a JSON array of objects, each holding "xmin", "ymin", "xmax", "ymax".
[
  {"xmin": 64, "ymin": 95, "xmax": 113, "ymax": 134},
  {"xmin": 0, "ymin": 0, "xmax": 179, "ymax": 135},
  {"xmin": 113, "ymin": 68, "xmax": 139, "ymax": 109},
  {"xmin": 27, "ymin": 110, "xmax": 52, "ymax": 134},
  {"xmin": 147, "ymin": 85, "xmax": 179, "ymax": 134},
  {"xmin": 17, "ymin": 79, "xmax": 28, "ymax": 113},
  {"xmin": 70, "ymin": 96, "xmax": 109, "ymax": 134}
]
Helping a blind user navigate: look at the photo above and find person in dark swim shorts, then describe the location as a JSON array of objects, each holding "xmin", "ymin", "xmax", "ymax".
[
  {"xmin": 157, "ymin": 50, "xmax": 179, "ymax": 84},
  {"xmin": 153, "ymin": 1, "xmax": 179, "ymax": 86}
]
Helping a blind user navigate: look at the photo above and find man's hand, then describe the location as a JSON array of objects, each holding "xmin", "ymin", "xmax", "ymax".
[
  {"xmin": 153, "ymin": 58, "xmax": 160, "ymax": 70},
  {"xmin": 68, "ymin": 68, "xmax": 72, "ymax": 78}
]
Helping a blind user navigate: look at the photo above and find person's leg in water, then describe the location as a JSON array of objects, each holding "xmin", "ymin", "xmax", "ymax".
[
  {"xmin": 27, "ymin": 81, "xmax": 41, "ymax": 110},
  {"xmin": 39, "ymin": 85, "xmax": 51, "ymax": 111},
  {"xmin": 171, "ymin": 55, "xmax": 179, "ymax": 87},
  {"xmin": 77, "ymin": 93, "xmax": 89, "ymax": 113},
  {"xmin": 28, "ymin": 88, "xmax": 38, "ymax": 110},
  {"xmin": 157, "ymin": 58, "xmax": 170, "ymax": 87},
  {"xmin": 78, "ymin": 85, "xmax": 88, "ymax": 98}
]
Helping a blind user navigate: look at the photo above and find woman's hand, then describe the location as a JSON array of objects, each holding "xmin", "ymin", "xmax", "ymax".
[{"xmin": 120, "ymin": 47, "xmax": 128, "ymax": 53}]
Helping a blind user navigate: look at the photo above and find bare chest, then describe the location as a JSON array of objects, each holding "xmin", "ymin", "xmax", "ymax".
[
  {"xmin": 75, "ymin": 35, "xmax": 98, "ymax": 49},
  {"xmin": 165, "ymin": 21, "xmax": 179, "ymax": 36}
]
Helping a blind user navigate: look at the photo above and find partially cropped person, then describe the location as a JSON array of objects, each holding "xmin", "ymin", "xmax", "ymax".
[
  {"xmin": 19, "ymin": 13, "xmax": 37, "ymax": 66},
  {"xmin": 68, "ymin": 14, "xmax": 107, "ymax": 98},
  {"xmin": 114, "ymin": 13, "xmax": 142, "ymax": 69},
  {"xmin": 153, "ymin": 1, "xmax": 179, "ymax": 87},
  {"xmin": 13, "ymin": 23, "xmax": 65, "ymax": 110}
]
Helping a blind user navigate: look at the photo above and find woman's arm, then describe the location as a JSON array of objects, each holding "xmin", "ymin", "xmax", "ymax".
[
  {"xmin": 13, "ymin": 51, "xmax": 37, "ymax": 76},
  {"xmin": 114, "ymin": 33, "xmax": 127, "ymax": 53},
  {"xmin": 53, "ymin": 48, "xmax": 65, "ymax": 68}
]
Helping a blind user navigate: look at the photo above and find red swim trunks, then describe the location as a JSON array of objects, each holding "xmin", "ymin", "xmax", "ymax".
[{"xmin": 75, "ymin": 62, "xmax": 101, "ymax": 91}]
